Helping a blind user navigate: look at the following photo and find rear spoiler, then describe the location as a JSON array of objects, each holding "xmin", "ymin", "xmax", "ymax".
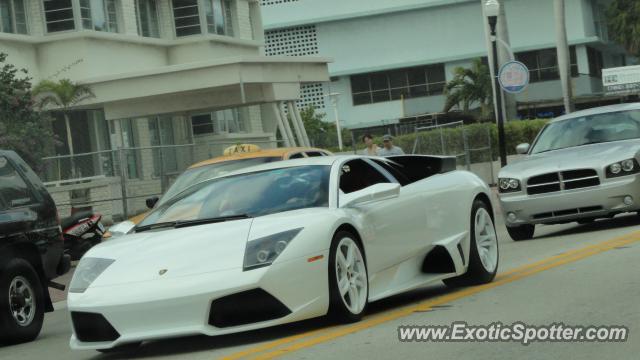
[{"xmin": 388, "ymin": 155, "xmax": 457, "ymax": 174}]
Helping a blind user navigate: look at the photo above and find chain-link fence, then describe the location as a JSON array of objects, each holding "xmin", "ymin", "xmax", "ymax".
[
  {"xmin": 411, "ymin": 121, "xmax": 496, "ymax": 185},
  {"xmin": 346, "ymin": 121, "xmax": 497, "ymax": 185},
  {"xmin": 40, "ymin": 140, "xmax": 282, "ymax": 224}
]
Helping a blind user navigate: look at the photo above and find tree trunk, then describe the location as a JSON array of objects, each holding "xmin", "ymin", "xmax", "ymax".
[
  {"xmin": 554, "ymin": 0, "xmax": 574, "ymax": 114},
  {"xmin": 64, "ymin": 112, "xmax": 76, "ymax": 177},
  {"xmin": 64, "ymin": 113, "xmax": 74, "ymax": 156}
]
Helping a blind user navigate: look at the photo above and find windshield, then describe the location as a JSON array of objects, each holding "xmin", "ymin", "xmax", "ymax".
[
  {"xmin": 158, "ymin": 157, "xmax": 281, "ymax": 205},
  {"xmin": 138, "ymin": 165, "xmax": 331, "ymax": 228},
  {"xmin": 530, "ymin": 110, "xmax": 640, "ymax": 154}
]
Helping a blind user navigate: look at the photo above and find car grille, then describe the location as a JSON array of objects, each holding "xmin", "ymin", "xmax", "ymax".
[
  {"xmin": 532, "ymin": 206, "xmax": 604, "ymax": 220},
  {"xmin": 527, "ymin": 169, "xmax": 600, "ymax": 195},
  {"xmin": 71, "ymin": 312, "xmax": 120, "ymax": 342}
]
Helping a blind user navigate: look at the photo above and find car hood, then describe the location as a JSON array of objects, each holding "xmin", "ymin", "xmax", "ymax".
[
  {"xmin": 500, "ymin": 140, "xmax": 640, "ymax": 179},
  {"xmin": 84, "ymin": 219, "xmax": 253, "ymax": 287}
]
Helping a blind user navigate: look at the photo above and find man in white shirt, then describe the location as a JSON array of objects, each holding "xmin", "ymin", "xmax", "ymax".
[{"xmin": 378, "ymin": 134, "xmax": 405, "ymax": 156}]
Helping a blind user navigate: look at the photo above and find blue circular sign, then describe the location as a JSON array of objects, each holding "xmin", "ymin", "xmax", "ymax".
[{"xmin": 498, "ymin": 61, "xmax": 529, "ymax": 94}]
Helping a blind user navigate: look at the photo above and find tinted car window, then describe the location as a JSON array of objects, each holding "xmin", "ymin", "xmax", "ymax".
[
  {"xmin": 289, "ymin": 153, "xmax": 305, "ymax": 159},
  {"xmin": 0, "ymin": 156, "xmax": 34, "ymax": 208},
  {"xmin": 0, "ymin": 192, "xmax": 8, "ymax": 211},
  {"xmin": 371, "ymin": 159, "xmax": 410, "ymax": 186},
  {"xmin": 340, "ymin": 159, "xmax": 390, "ymax": 194},
  {"xmin": 306, "ymin": 152, "xmax": 324, "ymax": 157}
]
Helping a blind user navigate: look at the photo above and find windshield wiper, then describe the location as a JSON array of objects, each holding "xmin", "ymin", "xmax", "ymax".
[
  {"xmin": 135, "ymin": 214, "xmax": 252, "ymax": 233},
  {"xmin": 174, "ymin": 214, "xmax": 252, "ymax": 228}
]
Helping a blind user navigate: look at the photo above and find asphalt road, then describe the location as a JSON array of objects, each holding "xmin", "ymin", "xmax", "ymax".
[{"xmin": 2, "ymin": 214, "xmax": 640, "ymax": 360}]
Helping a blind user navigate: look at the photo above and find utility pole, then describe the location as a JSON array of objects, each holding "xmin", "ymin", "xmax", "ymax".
[
  {"xmin": 554, "ymin": 0, "xmax": 574, "ymax": 114},
  {"xmin": 325, "ymin": 93, "xmax": 344, "ymax": 151},
  {"xmin": 485, "ymin": 0, "xmax": 508, "ymax": 168},
  {"xmin": 497, "ymin": 3, "xmax": 518, "ymax": 121}
]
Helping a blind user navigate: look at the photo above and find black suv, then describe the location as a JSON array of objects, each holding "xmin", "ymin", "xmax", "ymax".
[{"xmin": 0, "ymin": 150, "xmax": 70, "ymax": 344}]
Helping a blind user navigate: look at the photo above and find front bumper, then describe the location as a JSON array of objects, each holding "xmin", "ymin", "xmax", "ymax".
[
  {"xmin": 499, "ymin": 174, "xmax": 640, "ymax": 226},
  {"xmin": 68, "ymin": 251, "xmax": 329, "ymax": 350}
]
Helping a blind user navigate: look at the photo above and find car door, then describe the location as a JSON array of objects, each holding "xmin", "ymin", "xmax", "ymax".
[
  {"xmin": 0, "ymin": 155, "xmax": 61, "ymax": 277},
  {"xmin": 338, "ymin": 159, "xmax": 427, "ymax": 275}
]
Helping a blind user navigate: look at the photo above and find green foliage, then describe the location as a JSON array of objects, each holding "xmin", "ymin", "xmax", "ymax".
[
  {"xmin": 0, "ymin": 53, "xmax": 56, "ymax": 172},
  {"xmin": 443, "ymin": 58, "xmax": 493, "ymax": 119},
  {"xmin": 342, "ymin": 119, "xmax": 548, "ymax": 163},
  {"xmin": 299, "ymin": 106, "xmax": 352, "ymax": 149},
  {"xmin": 607, "ymin": 0, "xmax": 640, "ymax": 57},
  {"xmin": 33, "ymin": 78, "xmax": 95, "ymax": 109}
]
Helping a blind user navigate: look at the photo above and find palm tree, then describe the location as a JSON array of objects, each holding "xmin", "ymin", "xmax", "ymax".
[
  {"xmin": 33, "ymin": 79, "xmax": 95, "ymax": 155},
  {"xmin": 33, "ymin": 79, "xmax": 95, "ymax": 176},
  {"xmin": 607, "ymin": 0, "xmax": 640, "ymax": 57},
  {"xmin": 443, "ymin": 58, "xmax": 493, "ymax": 119}
]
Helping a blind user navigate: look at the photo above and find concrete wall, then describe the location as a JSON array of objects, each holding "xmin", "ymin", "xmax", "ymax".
[
  {"xmin": 0, "ymin": 0, "xmax": 262, "ymax": 83},
  {"xmin": 262, "ymin": 0, "xmax": 626, "ymax": 128}
]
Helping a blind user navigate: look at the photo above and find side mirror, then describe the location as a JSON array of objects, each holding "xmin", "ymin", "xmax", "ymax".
[
  {"xmin": 516, "ymin": 143, "xmax": 530, "ymax": 155},
  {"xmin": 340, "ymin": 183, "xmax": 401, "ymax": 208},
  {"xmin": 106, "ymin": 221, "xmax": 135, "ymax": 238},
  {"xmin": 146, "ymin": 196, "xmax": 159, "ymax": 209}
]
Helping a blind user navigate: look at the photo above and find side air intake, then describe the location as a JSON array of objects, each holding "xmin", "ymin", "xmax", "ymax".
[{"xmin": 422, "ymin": 245, "xmax": 457, "ymax": 274}]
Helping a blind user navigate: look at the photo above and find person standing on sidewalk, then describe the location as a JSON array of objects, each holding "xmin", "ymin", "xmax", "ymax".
[
  {"xmin": 360, "ymin": 134, "xmax": 380, "ymax": 156},
  {"xmin": 378, "ymin": 134, "xmax": 405, "ymax": 156}
]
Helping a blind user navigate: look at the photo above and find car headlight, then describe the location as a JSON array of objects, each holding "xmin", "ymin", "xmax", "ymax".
[
  {"xmin": 606, "ymin": 159, "xmax": 640, "ymax": 178},
  {"xmin": 69, "ymin": 258, "xmax": 115, "ymax": 293},
  {"xmin": 498, "ymin": 178, "xmax": 521, "ymax": 193},
  {"xmin": 243, "ymin": 228, "xmax": 303, "ymax": 271},
  {"xmin": 622, "ymin": 159, "xmax": 635, "ymax": 172}
]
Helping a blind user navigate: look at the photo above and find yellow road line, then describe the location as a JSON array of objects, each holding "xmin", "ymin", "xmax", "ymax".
[
  {"xmin": 222, "ymin": 230, "xmax": 640, "ymax": 360},
  {"xmin": 220, "ymin": 327, "xmax": 335, "ymax": 360}
]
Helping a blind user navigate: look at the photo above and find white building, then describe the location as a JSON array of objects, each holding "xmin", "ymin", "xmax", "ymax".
[
  {"xmin": 0, "ymin": 0, "xmax": 329, "ymax": 219},
  {"xmin": 261, "ymin": 0, "xmax": 633, "ymax": 131}
]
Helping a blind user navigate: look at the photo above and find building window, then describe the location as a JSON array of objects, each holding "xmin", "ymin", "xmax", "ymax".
[
  {"xmin": 80, "ymin": 0, "xmax": 118, "ymax": 32},
  {"xmin": 191, "ymin": 108, "xmax": 246, "ymax": 135},
  {"xmin": 515, "ymin": 47, "xmax": 578, "ymax": 83},
  {"xmin": 203, "ymin": 0, "xmax": 224, "ymax": 35},
  {"xmin": 136, "ymin": 0, "xmax": 159, "ymax": 37},
  {"xmin": 591, "ymin": 0, "xmax": 609, "ymax": 41},
  {"xmin": 351, "ymin": 64, "xmax": 446, "ymax": 106},
  {"xmin": 172, "ymin": 0, "xmax": 233, "ymax": 37},
  {"xmin": 43, "ymin": 0, "xmax": 76, "ymax": 32},
  {"xmin": 0, "ymin": 0, "xmax": 27, "ymax": 34},
  {"xmin": 587, "ymin": 46, "xmax": 604, "ymax": 78},
  {"xmin": 172, "ymin": 0, "xmax": 201, "ymax": 36}
]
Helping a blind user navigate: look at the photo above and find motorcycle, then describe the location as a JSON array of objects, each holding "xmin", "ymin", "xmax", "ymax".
[{"xmin": 61, "ymin": 211, "xmax": 105, "ymax": 261}]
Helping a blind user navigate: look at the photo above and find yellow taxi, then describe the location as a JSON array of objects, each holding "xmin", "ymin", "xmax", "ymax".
[{"xmin": 105, "ymin": 145, "xmax": 332, "ymax": 237}]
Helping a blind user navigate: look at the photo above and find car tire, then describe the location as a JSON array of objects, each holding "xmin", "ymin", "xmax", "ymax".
[
  {"xmin": 97, "ymin": 342, "xmax": 142, "ymax": 354},
  {"xmin": 0, "ymin": 259, "xmax": 45, "ymax": 344},
  {"xmin": 506, "ymin": 224, "xmax": 535, "ymax": 241},
  {"xmin": 444, "ymin": 199, "xmax": 499, "ymax": 288},
  {"xmin": 328, "ymin": 231, "xmax": 368, "ymax": 323}
]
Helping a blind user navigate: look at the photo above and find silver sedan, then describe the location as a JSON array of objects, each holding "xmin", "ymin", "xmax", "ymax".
[{"xmin": 498, "ymin": 103, "xmax": 640, "ymax": 241}]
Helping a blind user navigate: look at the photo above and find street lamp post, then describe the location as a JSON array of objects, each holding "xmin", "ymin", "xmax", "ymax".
[
  {"xmin": 485, "ymin": 0, "xmax": 508, "ymax": 168},
  {"xmin": 325, "ymin": 93, "xmax": 344, "ymax": 151}
]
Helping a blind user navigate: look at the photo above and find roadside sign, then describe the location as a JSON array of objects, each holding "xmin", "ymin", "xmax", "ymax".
[
  {"xmin": 603, "ymin": 65, "xmax": 640, "ymax": 95},
  {"xmin": 498, "ymin": 61, "xmax": 529, "ymax": 94}
]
